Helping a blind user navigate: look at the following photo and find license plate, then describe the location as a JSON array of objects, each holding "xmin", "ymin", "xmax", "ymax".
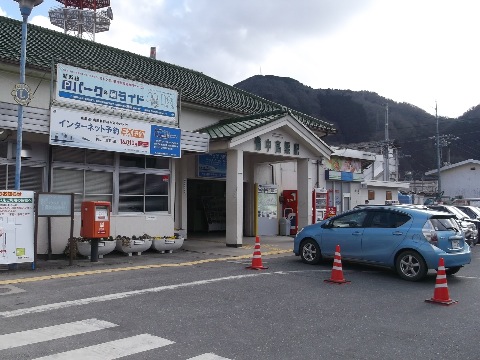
[{"xmin": 451, "ymin": 240, "xmax": 460, "ymax": 249}]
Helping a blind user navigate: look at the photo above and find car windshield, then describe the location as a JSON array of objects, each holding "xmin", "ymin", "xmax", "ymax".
[
  {"xmin": 458, "ymin": 206, "xmax": 479, "ymax": 219},
  {"xmin": 448, "ymin": 206, "xmax": 468, "ymax": 219}
]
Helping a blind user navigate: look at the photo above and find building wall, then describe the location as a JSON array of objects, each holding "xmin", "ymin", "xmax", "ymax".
[
  {"xmin": 0, "ymin": 67, "xmax": 199, "ymax": 255},
  {"xmin": 441, "ymin": 163, "xmax": 480, "ymax": 198}
]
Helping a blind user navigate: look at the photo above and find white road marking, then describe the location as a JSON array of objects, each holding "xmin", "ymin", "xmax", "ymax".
[
  {"xmin": 187, "ymin": 354, "xmax": 232, "ymax": 360},
  {"xmin": 0, "ymin": 273, "xmax": 270, "ymax": 318},
  {"xmin": 0, "ymin": 285, "xmax": 25, "ymax": 295},
  {"xmin": 0, "ymin": 318, "xmax": 117, "ymax": 350},
  {"xmin": 32, "ymin": 334, "xmax": 174, "ymax": 360}
]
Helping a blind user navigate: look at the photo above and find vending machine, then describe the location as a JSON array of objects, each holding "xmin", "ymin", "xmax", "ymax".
[
  {"xmin": 312, "ymin": 188, "xmax": 328, "ymax": 223},
  {"xmin": 282, "ymin": 190, "xmax": 298, "ymax": 235}
]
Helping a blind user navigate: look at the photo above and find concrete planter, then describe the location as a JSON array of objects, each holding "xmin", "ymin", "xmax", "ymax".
[
  {"xmin": 151, "ymin": 237, "xmax": 184, "ymax": 253},
  {"xmin": 115, "ymin": 238, "xmax": 152, "ymax": 256},
  {"xmin": 77, "ymin": 240, "xmax": 116, "ymax": 259}
]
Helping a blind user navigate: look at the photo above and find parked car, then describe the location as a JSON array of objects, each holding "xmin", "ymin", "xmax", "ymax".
[
  {"xmin": 455, "ymin": 206, "xmax": 480, "ymax": 245},
  {"xmin": 456, "ymin": 205, "xmax": 480, "ymax": 220},
  {"xmin": 293, "ymin": 206, "xmax": 471, "ymax": 281},
  {"xmin": 427, "ymin": 205, "xmax": 478, "ymax": 246}
]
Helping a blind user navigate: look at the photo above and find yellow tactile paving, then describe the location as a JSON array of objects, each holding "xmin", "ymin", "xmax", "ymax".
[{"xmin": 0, "ymin": 250, "xmax": 291, "ymax": 285}]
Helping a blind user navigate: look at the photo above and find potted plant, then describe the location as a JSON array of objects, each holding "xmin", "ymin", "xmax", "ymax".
[
  {"xmin": 76, "ymin": 236, "xmax": 116, "ymax": 259},
  {"xmin": 115, "ymin": 234, "xmax": 152, "ymax": 256},
  {"xmin": 151, "ymin": 233, "xmax": 184, "ymax": 253}
]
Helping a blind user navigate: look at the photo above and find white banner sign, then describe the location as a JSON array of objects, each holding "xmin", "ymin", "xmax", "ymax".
[
  {"xmin": 0, "ymin": 190, "xmax": 34, "ymax": 265},
  {"xmin": 50, "ymin": 106, "xmax": 181, "ymax": 158},
  {"xmin": 56, "ymin": 63, "xmax": 178, "ymax": 124}
]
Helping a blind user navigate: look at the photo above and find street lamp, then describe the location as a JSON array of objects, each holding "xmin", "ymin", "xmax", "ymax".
[{"xmin": 11, "ymin": 0, "xmax": 43, "ymax": 190}]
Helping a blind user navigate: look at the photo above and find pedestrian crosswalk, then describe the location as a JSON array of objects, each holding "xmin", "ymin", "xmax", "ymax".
[{"xmin": 0, "ymin": 318, "xmax": 233, "ymax": 359}]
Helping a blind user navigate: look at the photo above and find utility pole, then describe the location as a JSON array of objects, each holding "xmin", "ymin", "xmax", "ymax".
[
  {"xmin": 383, "ymin": 104, "xmax": 390, "ymax": 181},
  {"xmin": 435, "ymin": 102, "xmax": 441, "ymax": 202}
]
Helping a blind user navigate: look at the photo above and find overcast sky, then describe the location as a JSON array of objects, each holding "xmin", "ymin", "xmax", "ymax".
[{"xmin": 2, "ymin": 0, "xmax": 479, "ymax": 118}]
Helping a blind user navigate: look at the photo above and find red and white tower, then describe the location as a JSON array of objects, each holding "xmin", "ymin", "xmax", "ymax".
[{"xmin": 48, "ymin": 0, "xmax": 113, "ymax": 41}]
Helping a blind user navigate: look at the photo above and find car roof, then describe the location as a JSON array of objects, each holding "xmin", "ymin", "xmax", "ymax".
[{"xmin": 350, "ymin": 205, "xmax": 454, "ymax": 217}]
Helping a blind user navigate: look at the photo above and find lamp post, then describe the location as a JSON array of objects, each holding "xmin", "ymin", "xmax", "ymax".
[
  {"xmin": 435, "ymin": 102, "xmax": 441, "ymax": 202},
  {"xmin": 12, "ymin": 0, "xmax": 43, "ymax": 190}
]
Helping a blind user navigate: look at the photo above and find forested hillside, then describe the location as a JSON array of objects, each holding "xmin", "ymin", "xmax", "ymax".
[{"xmin": 235, "ymin": 75, "xmax": 480, "ymax": 180}]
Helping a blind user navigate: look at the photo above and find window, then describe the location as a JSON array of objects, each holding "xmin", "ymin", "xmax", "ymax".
[
  {"xmin": 0, "ymin": 141, "xmax": 46, "ymax": 192},
  {"xmin": 386, "ymin": 191, "xmax": 392, "ymax": 200},
  {"xmin": 52, "ymin": 147, "xmax": 170, "ymax": 214},
  {"xmin": 369, "ymin": 211, "xmax": 410, "ymax": 228},
  {"xmin": 0, "ymin": 165, "xmax": 43, "ymax": 192},
  {"xmin": 368, "ymin": 190, "xmax": 375, "ymax": 200},
  {"xmin": 52, "ymin": 168, "xmax": 113, "ymax": 212},
  {"xmin": 330, "ymin": 210, "xmax": 367, "ymax": 228}
]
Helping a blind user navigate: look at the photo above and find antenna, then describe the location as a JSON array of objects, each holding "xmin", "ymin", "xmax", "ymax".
[{"xmin": 48, "ymin": 0, "xmax": 113, "ymax": 42}]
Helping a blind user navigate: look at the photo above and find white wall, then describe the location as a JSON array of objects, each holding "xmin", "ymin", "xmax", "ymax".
[{"xmin": 441, "ymin": 163, "xmax": 480, "ymax": 198}]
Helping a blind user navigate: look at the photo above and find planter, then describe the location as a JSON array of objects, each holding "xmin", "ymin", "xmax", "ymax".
[
  {"xmin": 115, "ymin": 238, "xmax": 152, "ymax": 256},
  {"xmin": 77, "ymin": 240, "xmax": 116, "ymax": 259},
  {"xmin": 151, "ymin": 237, "xmax": 184, "ymax": 253}
]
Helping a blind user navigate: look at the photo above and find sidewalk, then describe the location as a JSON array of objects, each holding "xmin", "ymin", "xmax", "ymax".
[{"xmin": 0, "ymin": 235, "xmax": 295, "ymax": 279}]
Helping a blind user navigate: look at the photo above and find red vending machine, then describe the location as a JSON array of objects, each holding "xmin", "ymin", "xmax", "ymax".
[
  {"xmin": 282, "ymin": 190, "xmax": 298, "ymax": 235},
  {"xmin": 312, "ymin": 188, "xmax": 328, "ymax": 223}
]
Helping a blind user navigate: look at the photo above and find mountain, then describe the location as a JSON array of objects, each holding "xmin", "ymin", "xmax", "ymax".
[{"xmin": 234, "ymin": 75, "xmax": 480, "ymax": 180}]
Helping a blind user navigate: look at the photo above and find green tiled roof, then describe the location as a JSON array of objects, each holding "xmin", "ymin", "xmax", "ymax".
[
  {"xmin": 0, "ymin": 16, "xmax": 336, "ymax": 134},
  {"xmin": 198, "ymin": 110, "xmax": 287, "ymax": 140}
]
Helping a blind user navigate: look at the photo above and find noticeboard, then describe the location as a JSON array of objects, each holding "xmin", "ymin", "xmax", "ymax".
[
  {"xmin": 37, "ymin": 193, "xmax": 73, "ymax": 217},
  {"xmin": 0, "ymin": 190, "xmax": 35, "ymax": 265}
]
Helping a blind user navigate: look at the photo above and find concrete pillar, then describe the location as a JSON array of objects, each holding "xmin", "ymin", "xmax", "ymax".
[
  {"xmin": 297, "ymin": 158, "xmax": 313, "ymax": 230},
  {"xmin": 178, "ymin": 157, "xmax": 188, "ymax": 236},
  {"xmin": 226, "ymin": 149, "xmax": 243, "ymax": 247}
]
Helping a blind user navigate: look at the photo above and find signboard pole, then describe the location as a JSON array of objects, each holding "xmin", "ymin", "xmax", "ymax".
[
  {"xmin": 33, "ymin": 193, "xmax": 39, "ymax": 270},
  {"xmin": 69, "ymin": 193, "xmax": 74, "ymax": 266}
]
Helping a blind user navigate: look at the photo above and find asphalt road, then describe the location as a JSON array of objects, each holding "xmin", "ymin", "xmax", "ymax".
[{"xmin": 0, "ymin": 246, "xmax": 479, "ymax": 360}]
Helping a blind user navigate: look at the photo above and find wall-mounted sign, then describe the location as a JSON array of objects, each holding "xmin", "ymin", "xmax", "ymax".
[
  {"xmin": 0, "ymin": 190, "xmax": 34, "ymax": 265},
  {"xmin": 197, "ymin": 153, "xmax": 227, "ymax": 178},
  {"xmin": 56, "ymin": 64, "xmax": 178, "ymax": 123},
  {"xmin": 326, "ymin": 157, "xmax": 362, "ymax": 174},
  {"xmin": 50, "ymin": 106, "xmax": 181, "ymax": 158},
  {"xmin": 325, "ymin": 170, "xmax": 362, "ymax": 182}
]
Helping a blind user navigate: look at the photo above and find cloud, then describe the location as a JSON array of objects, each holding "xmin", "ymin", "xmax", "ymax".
[{"xmin": 18, "ymin": 0, "xmax": 480, "ymax": 117}]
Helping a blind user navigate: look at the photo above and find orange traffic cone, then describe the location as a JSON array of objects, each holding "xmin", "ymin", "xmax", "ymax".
[
  {"xmin": 246, "ymin": 236, "xmax": 268, "ymax": 270},
  {"xmin": 425, "ymin": 257, "xmax": 457, "ymax": 305},
  {"xmin": 324, "ymin": 245, "xmax": 350, "ymax": 284}
]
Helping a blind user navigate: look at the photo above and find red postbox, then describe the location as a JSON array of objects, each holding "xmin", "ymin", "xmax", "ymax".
[{"xmin": 80, "ymin": 201, "xmax": 111, "ymax": 238}]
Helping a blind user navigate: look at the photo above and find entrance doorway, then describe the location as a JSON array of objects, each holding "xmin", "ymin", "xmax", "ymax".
[{"xmin": 187, "ymin": 179, "xmax": 226, "ymax": 234}]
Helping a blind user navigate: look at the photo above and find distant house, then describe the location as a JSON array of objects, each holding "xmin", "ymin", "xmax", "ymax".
[{"xmin": 425, "ymin": 159, "xmax": 480, "ymax": 199}]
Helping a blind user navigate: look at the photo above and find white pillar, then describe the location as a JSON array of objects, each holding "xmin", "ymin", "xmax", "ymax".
[
  {"xmin": 226, "ymin": 149, "xmax": 243, "ymax": 247},
  {"xmin": 297, "ymin": 158, "xmax": 313, "ymax": 230},
  {"xmin": 177, "ymin": 157, "xmax": 188, "ymax": 236}
]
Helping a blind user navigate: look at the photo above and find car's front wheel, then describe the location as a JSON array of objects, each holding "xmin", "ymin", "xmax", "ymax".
[
  {"xmin": 300, "ymin": 239, "xmax": 321, "ymax": 265},
  {"xmin": 395, "ymin": 250, "xmax": 427, "ymax": 281}
]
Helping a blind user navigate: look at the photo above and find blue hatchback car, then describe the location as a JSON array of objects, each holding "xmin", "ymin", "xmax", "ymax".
[{"xmin": 293, "ymin": 206, "xmax": 471, "ymax": 281}]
